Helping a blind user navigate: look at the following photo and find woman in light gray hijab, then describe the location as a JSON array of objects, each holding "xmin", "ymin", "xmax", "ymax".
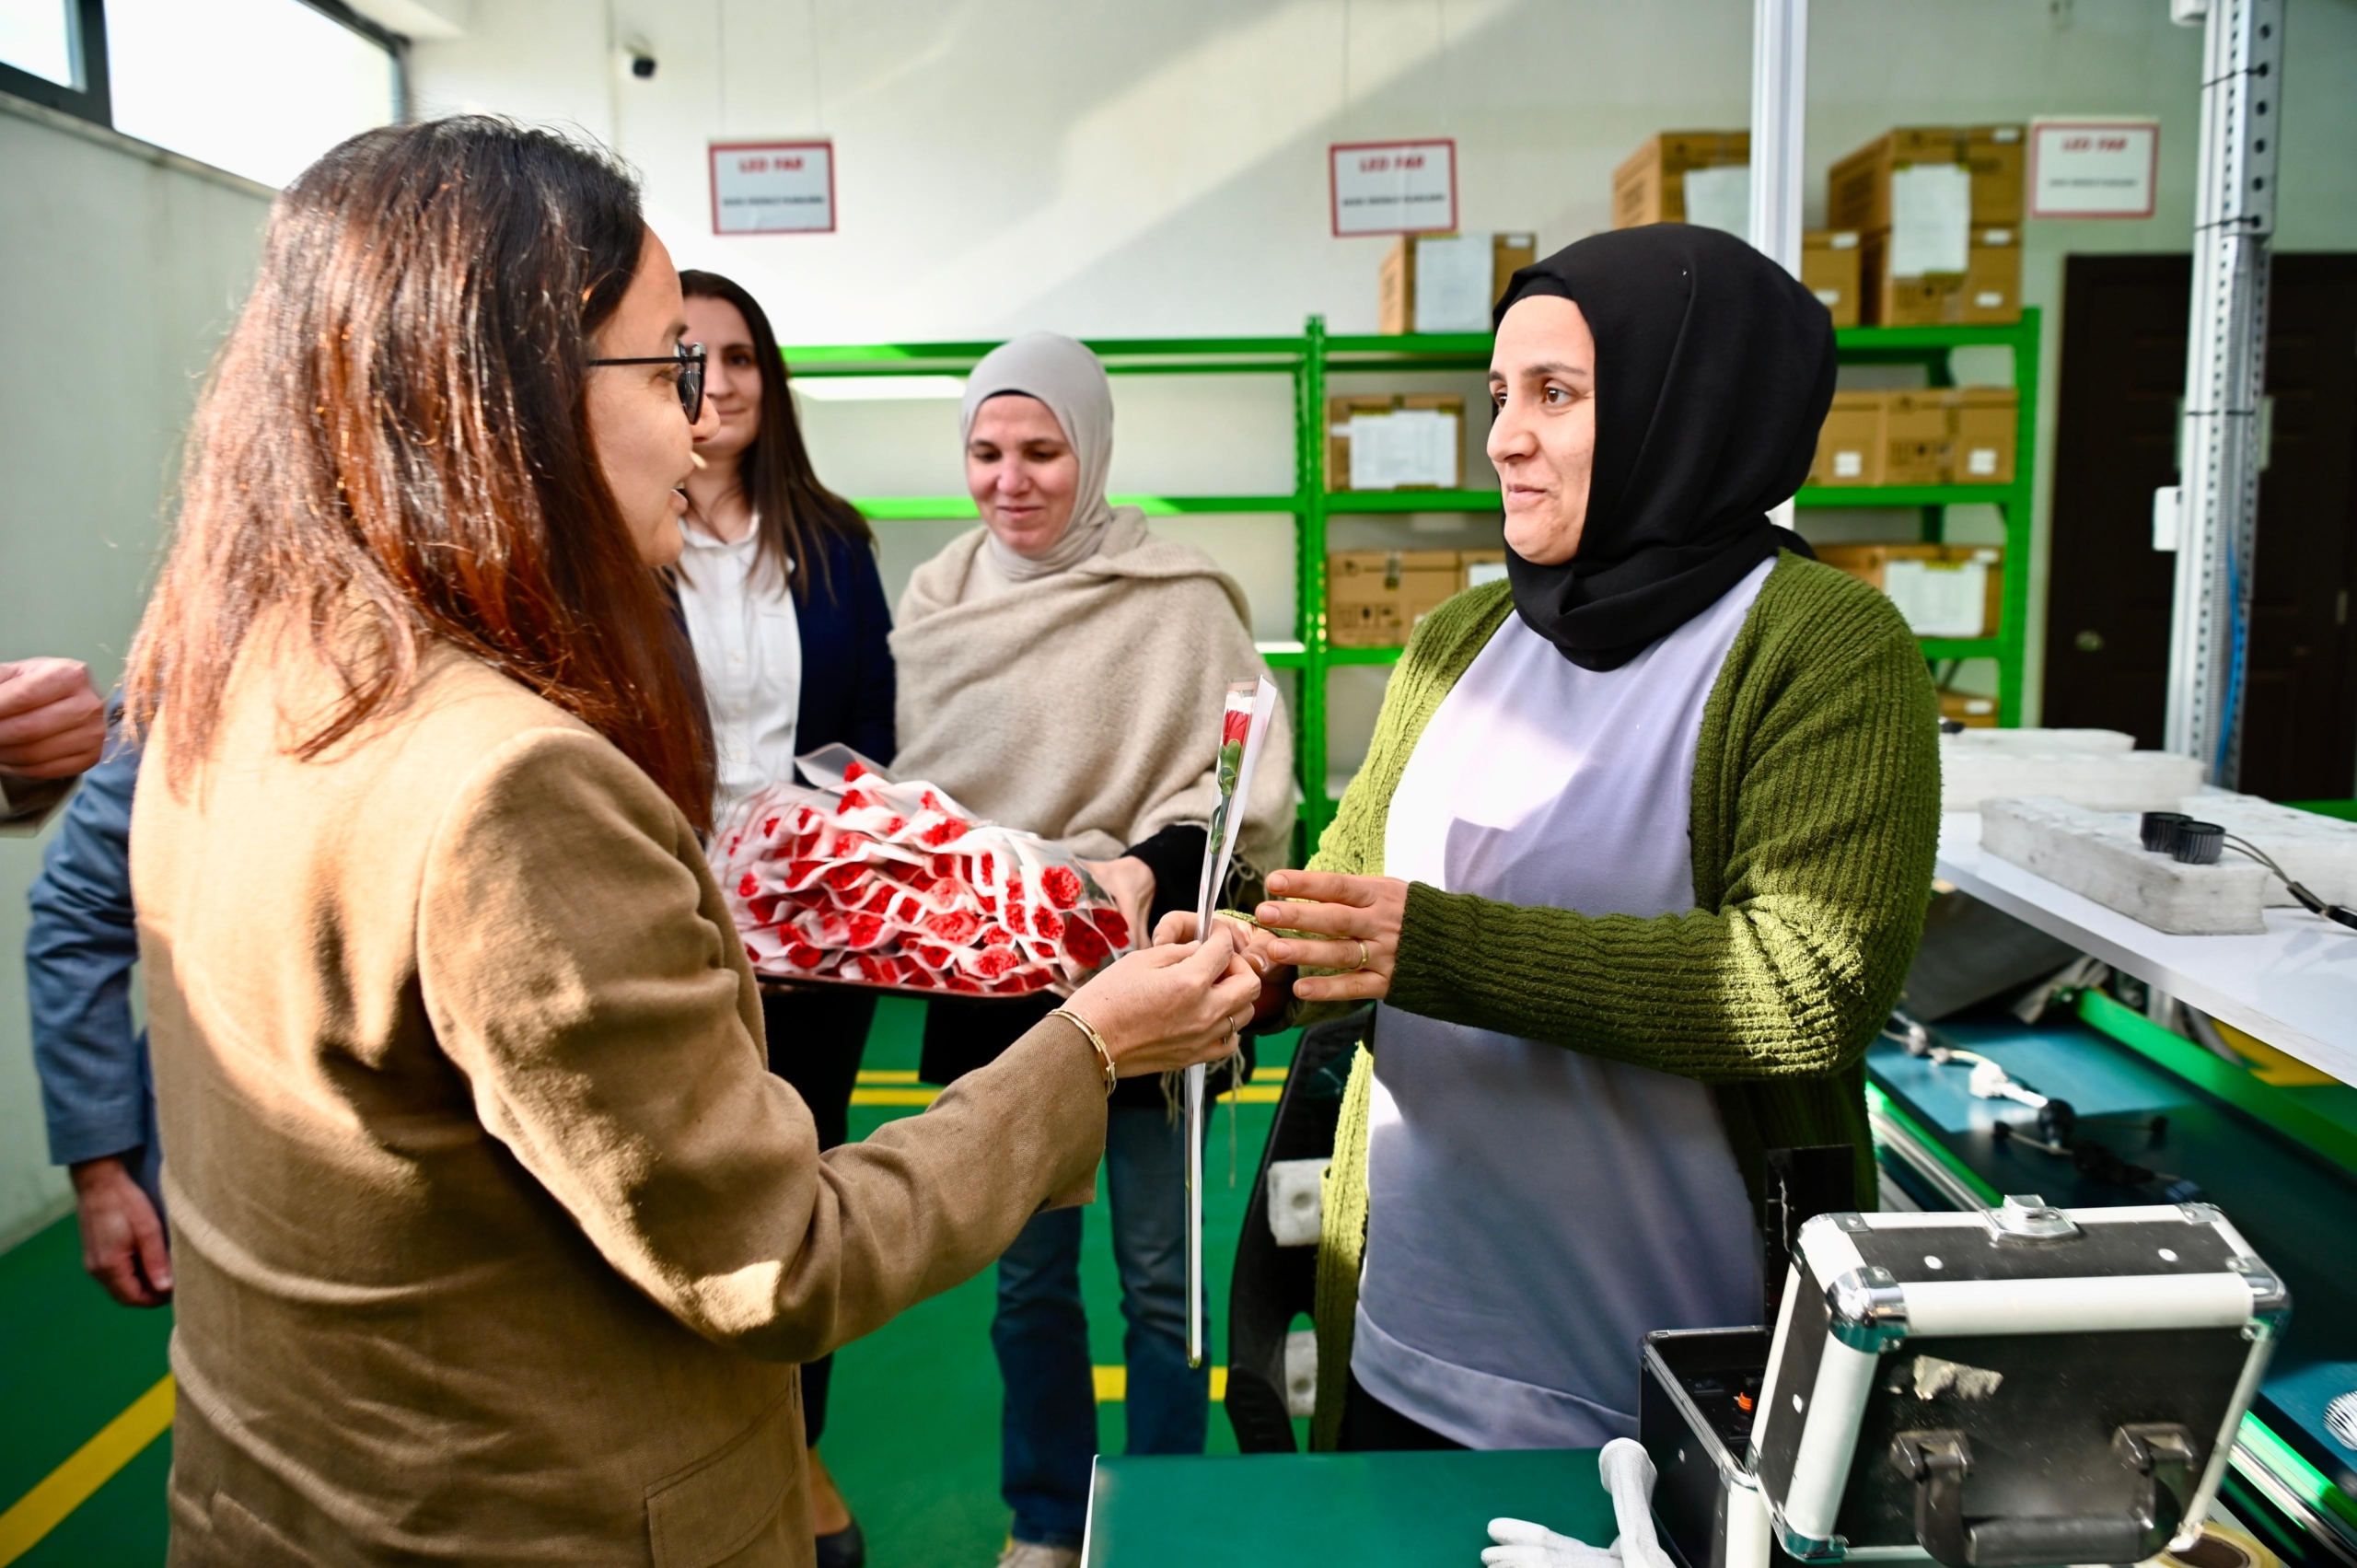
[{"xmin": 891, "ymin": 332, "xmax": 1295, "ymax": 1568}]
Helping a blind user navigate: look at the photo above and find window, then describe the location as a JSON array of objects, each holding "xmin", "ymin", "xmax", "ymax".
[
  {"xmin": 0, "ymin": 0, "xmax": 110, "ymax": 122},
  {"xmin": 105, "ymin": 0, "xmax": 401, "ymax": 188}
]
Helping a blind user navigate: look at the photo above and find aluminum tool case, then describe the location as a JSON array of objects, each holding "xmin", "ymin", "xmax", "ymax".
[{"xmin": 1641, "ymin": 1198, "xmax": 2285, "ymax": 1568}]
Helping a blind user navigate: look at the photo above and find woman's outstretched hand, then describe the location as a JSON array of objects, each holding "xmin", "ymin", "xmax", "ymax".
[
  {"xmin": 1062, "ymin": 923, "xmax": 1263, "ymax": 1078},
  {"xmin": 1255, "ymin": 869, "xmax": 1408, "ymax": 1005}
]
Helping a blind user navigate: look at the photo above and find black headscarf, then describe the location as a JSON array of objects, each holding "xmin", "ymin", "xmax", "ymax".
[{"xmin": 1492, "ymin": 224, "xmax": 1836, "ymax": 670}]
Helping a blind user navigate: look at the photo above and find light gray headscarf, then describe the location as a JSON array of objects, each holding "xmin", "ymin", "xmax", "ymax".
[{"xmin": 960, "ymin": 332, "xmax": 1132, "ymax": 582}]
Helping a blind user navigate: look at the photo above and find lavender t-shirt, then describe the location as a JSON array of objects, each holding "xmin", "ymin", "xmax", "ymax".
[{"xmin": 1352, "ymin": 558, "xmax": 1771, "ymax": 1449}]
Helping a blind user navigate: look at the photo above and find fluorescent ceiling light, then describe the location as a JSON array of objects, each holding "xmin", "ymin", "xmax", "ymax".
[{"xmin": 792, "ymin": 375, "xmax": 969, "ymax": 402}]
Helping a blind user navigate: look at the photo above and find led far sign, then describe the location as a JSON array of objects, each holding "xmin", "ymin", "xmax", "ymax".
[{"xmin": 711, "ymin": 140, "xmax": 836, "ymax": 235}]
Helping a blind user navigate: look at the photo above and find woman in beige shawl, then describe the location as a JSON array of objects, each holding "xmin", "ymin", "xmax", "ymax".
[{"xmin": 891, "ymin": 332, "xmax": 1294, "ymax": 1568}]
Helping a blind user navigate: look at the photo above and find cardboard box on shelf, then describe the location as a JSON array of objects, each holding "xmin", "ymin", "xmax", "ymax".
[
  {"xmin": 1801, "ymin": 230, "xmax": 1862, "ymax": 327},
  {"xmin": 1612, "ymin": 131, "xmax": 1750, "ymax": 230},
  {"xmin": 1327, "ymin": 395, "xmax": 1466, "ymax": 491},
  {"xmin": 1811, "ymin": 390, "xmax": 1885, "ymax": 485},
  {"xmin": 1948, "ymin": 386, "xmax": 2019, "ymax": 484},
  {"xmin": 1328, "ymin": 550, "xmax": 1463, "ymax": 647},
  {"xmin": 1883, "ymin": 390, "xmax": 1951, "ymax": 486},
  {"xmin": 1378, "ymin": 232, "xmax": 1539, "ymax": 334},
  {"xmin": 1457, "ymin": 549, "xmax": 1509, "ymax": 589},
  {"xmin": 1817, "ymin": 542, "xmax": 2005, "ymax": 640},
  {"xmin": 1940, "ymin": 689, "xmax": 2001, "ymax": 727},
  {"xmin": 1861, "ymin": 226, "xmax": 2021, "ymax": 325},
  {"xmin": 1828, "ymin": 125, "xmax": 2026, "ymax": 233}
]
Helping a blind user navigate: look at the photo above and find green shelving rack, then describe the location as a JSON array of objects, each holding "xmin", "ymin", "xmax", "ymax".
[{"xmin": 783, "ymin": 308, "xmax": 2040, "ymax": 854}]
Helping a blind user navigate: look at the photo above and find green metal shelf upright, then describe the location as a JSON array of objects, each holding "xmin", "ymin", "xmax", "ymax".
[{"xmin": 781, "ymin": 308, "xmax": 2041, "ymax": 853}]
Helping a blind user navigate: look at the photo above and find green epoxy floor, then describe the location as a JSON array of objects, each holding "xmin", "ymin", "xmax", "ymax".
[{"xmin": 0, "ymin": 996, "xmax": 1296, "ymax": 1566}]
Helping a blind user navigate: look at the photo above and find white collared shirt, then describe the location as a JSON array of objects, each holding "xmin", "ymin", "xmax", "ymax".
[{"xmin": 675, "ymin": 517, "xmax": 801, "ymax": 827}]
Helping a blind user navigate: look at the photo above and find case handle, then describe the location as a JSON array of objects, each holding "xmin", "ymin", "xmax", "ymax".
[{"xmin": 1888, "ymin": 1423, "xmax": 2198, "ymax": 1568}]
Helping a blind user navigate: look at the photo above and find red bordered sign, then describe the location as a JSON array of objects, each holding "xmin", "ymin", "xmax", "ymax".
[
  {"xmin": 1329, "ymin": 138, "xmax": 1458, "ymax": 238},
  {"xmin": 709, "ymin": 140, "xmax": 837, "ymax": 235},
  {"xmin": 2028, "ymin": 120, "xmax": 2160, "ymax": 220}
]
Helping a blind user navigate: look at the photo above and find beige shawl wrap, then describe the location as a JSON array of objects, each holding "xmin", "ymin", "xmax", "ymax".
[{"xmin": 892, "ymin": 510, "xmax": 1297, "ymax": 878}]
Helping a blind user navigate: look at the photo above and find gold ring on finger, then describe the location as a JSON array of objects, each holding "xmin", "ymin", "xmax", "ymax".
[{"xmin": 1354, "ymin": 940, "xmax": 1370, "ymax": 971}]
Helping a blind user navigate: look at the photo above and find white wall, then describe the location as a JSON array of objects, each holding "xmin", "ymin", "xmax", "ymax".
[
  {"xmin": 410, "ymin": 0, "xmax": 2357, "ymax": 731},
  {"xmin": 0, "ymin": 95, "xmax": 271, "ymax": 1249}
]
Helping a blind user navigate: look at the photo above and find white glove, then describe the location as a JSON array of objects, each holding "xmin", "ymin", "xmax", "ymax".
[
  {"xmin": 1599, "ymin": 1437, "xmax": 1677, "ymax": 1568},
  {"xmin": 1480, "ymin": 1438, "xmax": 1674, "ymax": 1568},
  {"xmin": 1481, "ymin": 1517, "xmax": 1622, "ymax": 1568}
]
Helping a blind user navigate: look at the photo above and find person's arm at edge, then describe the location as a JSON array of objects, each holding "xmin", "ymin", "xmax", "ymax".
[
  {"xmin": 418, "ymin": 726, "xmax": 1107, "ymax": 1365},
  {"xmin": 0, "ymin": 659, "xmax": 106, "ymax": 831},
  {"xmin": 29, "ymin": 736, "xmax": 147, "ymax": 1167},
  {"xmin": 1384, "ymin": 592, "xmax": 1941, "ymax": 1082}
]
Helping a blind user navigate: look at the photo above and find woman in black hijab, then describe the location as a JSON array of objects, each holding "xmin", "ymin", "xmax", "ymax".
[{"xmin": 1169, "ymin": 225, "xmax": 1941, "ymax": 1451}]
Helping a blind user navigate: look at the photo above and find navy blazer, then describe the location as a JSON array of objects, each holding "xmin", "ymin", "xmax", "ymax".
[
  {"xmin": 795, "ymin": 528, "xmax": 897, "ymax": 765},
  {"xmin": 25, "ymin": 730, "xmax": 159, "ymax": 1199}
]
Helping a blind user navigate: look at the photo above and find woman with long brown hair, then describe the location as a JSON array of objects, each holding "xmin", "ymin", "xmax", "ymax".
[
  {"xmin": 672, "ymin": 267, "xmax": 896, "ymax": 1565},
  {"xmin": 122, "ymin": 116, "xmax": 1257, "ymax": 1567}
]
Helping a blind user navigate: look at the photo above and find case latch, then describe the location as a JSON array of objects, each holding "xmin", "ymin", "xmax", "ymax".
[{"xmin": 1984, "ymin": 1193, "xmax": 2079, "ymax": 1240}]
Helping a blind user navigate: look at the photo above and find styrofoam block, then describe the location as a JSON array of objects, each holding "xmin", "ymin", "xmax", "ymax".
[
  {"xmin": 1283, "ymin": 1329, "xmax": 1319, "ymax": 1418},
  {"xmin": 2181, "ymin": 791, "xmax": 2357, "ymax": 908},
  {"xmin": 1945, "ymin": 728, "xmax": 2135, "ymax": 755},
  {"xmin": 1266, "ymin": 1157, "xmax": 1329, "ymax": 1247},
  {"xmin": 1980, "ymin": 797, "xmax": 2269, "ymax": 935},
  {"xmin": 1943, "ymin": 744, "xmax": 2204, "ymax": 813}
]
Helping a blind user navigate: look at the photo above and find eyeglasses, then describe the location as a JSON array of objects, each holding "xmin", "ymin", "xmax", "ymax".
[{"xmin": 586, "ymin": 342, "xmax": 706, "ymax": 423}]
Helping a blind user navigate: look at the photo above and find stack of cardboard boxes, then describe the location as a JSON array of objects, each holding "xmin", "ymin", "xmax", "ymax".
[
  {"xmin": 1610, "ymin": 133, "xmax": 1864, "ymax": 327},
  {"xmin": 1327, "ymin": 549, "xmax": 1506, "ymax": 648},
  {"xmin": 1814, "ymin": 543, "xmax": 2005, "ymax": 642},
  {"xmin": 1811, "ymin": 386, "xmax": 2019, "ymax": 487},
  {"xmin": 1828, "ymin": 125, "xmax": 2026, "ymax": 325}
]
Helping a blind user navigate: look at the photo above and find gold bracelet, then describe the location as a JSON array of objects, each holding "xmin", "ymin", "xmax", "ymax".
[{"xmin": 1050, "ymin": 1006, "xmax": 1120, "ymax": 1097}]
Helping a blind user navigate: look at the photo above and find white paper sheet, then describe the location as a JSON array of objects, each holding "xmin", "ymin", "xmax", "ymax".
[
  {"xmin": 1681, "ymin": 164, "xmax": 1752, "ymax": 237},
  {"xmin": 1888, "ymin": 163, "xmax": 1971, "ymax": 275},
  {"xmin": 1412, "ymin": 232, "xmax": 1494, "ymax": 332},
  {"xmin": 1885, "ymin": 558, "xmax": 1988, "ymax": 638},
  {"xmin": 1348, "ymin": 409, "xmax": 1458, "ymax": 490}
]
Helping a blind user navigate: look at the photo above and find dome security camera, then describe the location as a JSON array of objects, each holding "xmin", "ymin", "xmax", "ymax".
[{"xmin": 623, "ymin": 37, "xmax": 656, "ymax": 79}]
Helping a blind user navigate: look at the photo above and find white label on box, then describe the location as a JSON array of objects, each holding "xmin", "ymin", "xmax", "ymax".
[
  {"xmin": 1885, "ymin": 560, "xmax": 1989, "ymax": 638},
  {"xmin": 1330, "ymin": 139, "xmax": 1457, "ymax": 237},
  {"xmin": 1813, "ymin": 288, "xmax": 1841, "ymax": 308},
  {"xmin": 1829, "ymin": 230, "xmax": 1860, "ymax": 250},
  {"xmin": 2030, "ymin": 119, "xmax": 2159, "ymax": 218},
  {"xmin": 1966, "ymin": 447, "xmax": 1999, "ymax": 476},
  {"xmin": 1466, "ymin": 560, "xmax": 1509, "ymax": 587},
  {"xmin": 1413, "ymin": 232, "xmax": 1493, "ymax": 333},
  {"xmin": 710, "ymin": 141, "xmax": 835, "ymax": 234},
  {"xmin": 1349, "ymin": 410, "xmax": 1458, "ymax": 490},
  {"xmin": 1973, "ymin": 291, "xmax": 2005, "ymax": 308},
  {"xmin": 1889, "ymin": 164, "xmax": 1971, "ymax": 275},
  {"xmin": 1681, "ymin": 164, "xmax": 1751, "ymax": 237},
  {"xmin": 1833, "ymin": 450, "xmax": 1864, "ymax": 479}
]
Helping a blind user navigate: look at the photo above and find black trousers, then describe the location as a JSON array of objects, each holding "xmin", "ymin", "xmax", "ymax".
[
  {"xmin": 1338, "ymin": 1369, "xmax": 1467, "ymax": 1452},
  {"xmin": 761, "ymin": 983, "xmax": 878, "ymax": 1446}
]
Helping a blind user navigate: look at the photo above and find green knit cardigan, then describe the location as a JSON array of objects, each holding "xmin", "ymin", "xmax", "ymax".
[{"xmin": 1303, "ymin": 551, "xmax": 1942, "ymax": 1447}]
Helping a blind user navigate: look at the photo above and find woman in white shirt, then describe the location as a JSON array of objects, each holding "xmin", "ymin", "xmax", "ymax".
[{"xmin": 677, "ymin": 269, "xmax": 897, "ymax": 1568}]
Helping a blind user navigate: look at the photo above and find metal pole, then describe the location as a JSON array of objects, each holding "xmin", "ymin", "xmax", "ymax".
[
  {"xmin": 2159, "ymin": 0, "xmax": 2282, "ymax": 784},
  {"xmin": 1747, "ymin": 0, "xmax": 1807, "ymax": 277},
  {"xmin": 1749, "ymin": 0, "xmax": 1807, "ymax": 534}
]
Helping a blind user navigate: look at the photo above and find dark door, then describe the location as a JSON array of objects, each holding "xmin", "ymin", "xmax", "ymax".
[{"xmin": 2043, "ymin": 253, "xmax": 2357, "ymax": 799}]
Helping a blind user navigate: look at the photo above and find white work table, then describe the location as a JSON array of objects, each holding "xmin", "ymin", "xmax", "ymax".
[{"xmin": 1935, "ymin": 812, "xmax": 2357, "ymax": 1086}]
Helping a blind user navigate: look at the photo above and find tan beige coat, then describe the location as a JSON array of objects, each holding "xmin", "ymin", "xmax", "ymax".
[{"xmin": 134, "ymin": 634, "xmax": 1107, "ymax": 1568}]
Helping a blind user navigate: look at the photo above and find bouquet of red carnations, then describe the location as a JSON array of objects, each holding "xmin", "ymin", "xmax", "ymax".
[{"xmin": 710, "ymin": 746, "xmax": 1133, "ymax": 995}]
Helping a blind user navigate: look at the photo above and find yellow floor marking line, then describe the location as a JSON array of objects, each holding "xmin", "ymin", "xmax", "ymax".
[
  {"xmin": 0, "ymin": 1374, "xmax": 175, "ymax": 1565},
  {"xmin": 849, "ymin": 1086, "xmax": 940, "ymax": 1107},
  {"xmin": 1090, "ymin": 1366, "xmax": 1229, "ymax": 1403},
  {"xmin": 855, "ymin": 1069, "xmax": 921, "ymax": 1084}
]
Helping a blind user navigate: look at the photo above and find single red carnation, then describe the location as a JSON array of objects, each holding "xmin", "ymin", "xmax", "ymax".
[
  {"xmin": 921, "ymin": 817, "xmax": 969, "ymax": 846},
  {"xmin": 845, "ymin": 913, "xmax": 887, "ymax": 947},
  {"xmin": 1004, "ymin": 901, "xmax": 1028, "ymax": 935},
  {"xmin": 1092, "ymin": 911, "xmax": 1131, "ymax": 949},
  {"xmin": 843, "ymin": 760, "xmax": 867, "ymax": 782},
  {"xmin": 824, "ymin": 864, "xmax": 865, "ymax": 892},
  {"xmin": 1031, "ymin": 907, "xmax": 1064, "ymax": 941},
  {"xmin": 738, "ymin": 872, "xmax": 760, "ymax": 899},
  {"xmin": 1223, "ymin": 708, "xmax": 1253, "ymax": 745},
  {"xmin": 786, "ymin": 942, "xmax": 827, "ymax": 970},
  {"xmin": 1063, "ymin": 918, "xmax": 1109, "ymax": 968},
  {"xmin": 980, "ymin": 924, "xmax": 1013, "ymax": 947},
  {"xmin": 763, "ymin": 817, "xmax": 781, "ymax": 838},
  {"xmin": 973, "ymin": 947, "xmax": 1021, "ymax": 980},
  {"xmin": 923, "ymin": 910, "xmax": 981, "ymax": 945},
  {"xmin": 1039, "ymin": 865, "xmax": 1083, "ymax": 910}
]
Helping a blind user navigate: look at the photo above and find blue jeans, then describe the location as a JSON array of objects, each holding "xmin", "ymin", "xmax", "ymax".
[{"xmin": 994, "ymin": 1104, "xmax": 1207, "ymax": 1549}]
